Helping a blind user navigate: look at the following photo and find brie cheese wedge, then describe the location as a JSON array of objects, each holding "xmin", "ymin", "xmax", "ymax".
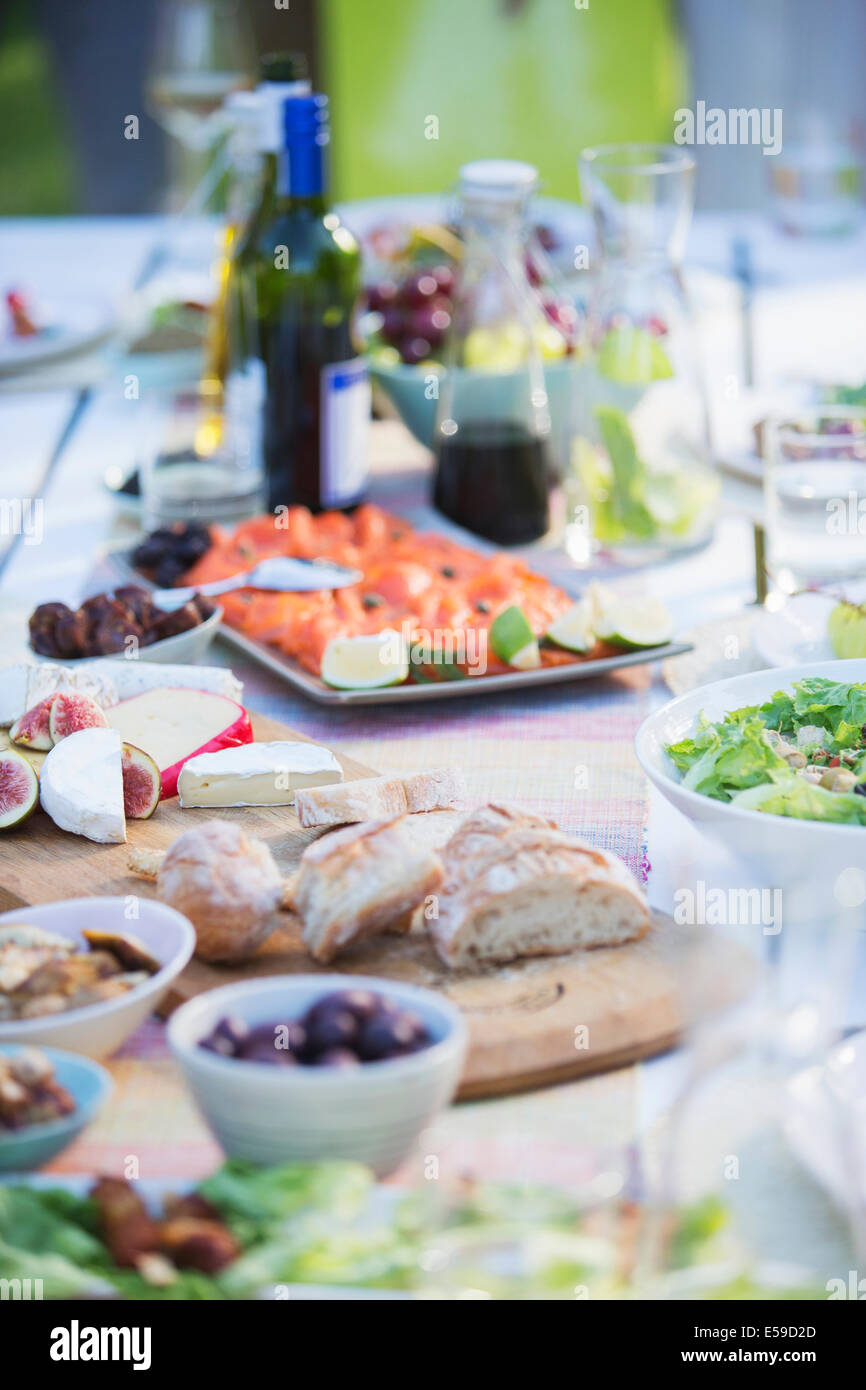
[
  {"xmin": 178, "ymin": 740, "xmax": 343, "ymax": 808},
  {"xmin": 40, "ymin": 727, "xmax": 127, "ymax": 843}
]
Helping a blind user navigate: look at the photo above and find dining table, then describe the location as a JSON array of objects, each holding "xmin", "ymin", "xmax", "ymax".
[{"xmin": 2, "ymin": 211, "xmax": 865, "ymax": 1286}]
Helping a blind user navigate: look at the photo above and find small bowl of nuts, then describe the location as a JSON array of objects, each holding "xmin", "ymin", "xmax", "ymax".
[{"xmin": 0, "ymin": 1044, "xmax": 112, "ymax": 1172}]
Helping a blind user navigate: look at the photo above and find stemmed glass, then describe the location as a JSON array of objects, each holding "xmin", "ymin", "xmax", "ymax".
[
  {"xmin": 146, "ymin": 0, "xmax": 256, "ymax": 211},
  {"xmin": 635, "ymin": 877, "xmax": 864, "ymax": 1296}
]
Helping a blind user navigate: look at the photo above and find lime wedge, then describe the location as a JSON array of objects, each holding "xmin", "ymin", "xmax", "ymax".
[
  {"xmin": 594, "ymin": 597, "xmax": 674, "ymax": 650},
  {"xmin": 490, "ymin": 605, "xmax": 541, "ymax": 669},
  {"xmin": 596, "ymin": 325, "xmax": 673, "ymax": 385},
  {"xmin": 546, "ymin": 599, "xmax": 596, "ymax": 653},
  {"xmin": 321, "ymin": 630, "xmax": 409, "ymax": 689}
]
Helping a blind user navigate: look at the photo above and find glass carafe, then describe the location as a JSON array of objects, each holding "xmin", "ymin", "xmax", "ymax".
[
  {"xmin": 569, "ymin": 144, "xmax": 717, "ymax": 564},
  {"xmin": 433, "ymin": 160, "xmax": 572, "ymax": 546}
]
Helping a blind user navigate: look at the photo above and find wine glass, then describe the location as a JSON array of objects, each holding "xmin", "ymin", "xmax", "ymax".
[{"xmin": 146, "ymin": 0, "xmax": 256, "ymax": 209}]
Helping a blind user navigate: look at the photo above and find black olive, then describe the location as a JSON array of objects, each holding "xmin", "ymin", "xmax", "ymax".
[
  {"xmin": 441, "ymin": 566, "xmax": 456, "ymax": 578},
  {"xmin": 362, "ymin": 593, "xmax": 385, "ymax": 609},
  {"xmin": 475, "ymin": 599, "xmax": 491, "ymax": 613}
]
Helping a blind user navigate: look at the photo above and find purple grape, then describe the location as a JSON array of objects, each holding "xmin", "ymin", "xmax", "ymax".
[
  {"xmin": 399, "ymin": 271, "xmax": 439, "ymax": 307},
  {"xmin": 366, "ymin": 281, "xmax": 398, "ymax": 313},
  {"xmin": 401, "ymin": 336, "xmax": 432, "ymax": 365},
  {"xmin": 380, "ymin": 306, "xmax": 406, "ymax": 345},
  {"xmin": 431, "ymin": 264, "xmax": 455, "ymax": 296},
  {"xmin": 409, "ymin": 300, "xmax": 451, "ymax": 344}
]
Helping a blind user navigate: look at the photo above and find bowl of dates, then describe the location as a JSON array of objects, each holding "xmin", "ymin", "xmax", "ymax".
[{"xmin": 28, "ymin": 584, "xmax": 221, "ymax": 665}]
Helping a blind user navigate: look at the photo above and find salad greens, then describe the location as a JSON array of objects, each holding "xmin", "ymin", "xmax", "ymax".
[
  {"xmin": 0, "ymin": 1162, "xmax": 824, "ymax": 1300},
  {"xmin": 665, "ymin": 677, "xmax": 866, "ymax": 824}
]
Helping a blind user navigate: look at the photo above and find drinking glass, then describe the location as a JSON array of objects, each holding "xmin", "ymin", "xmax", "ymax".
[
  {"xmin": 146, "ymin": 0, "xmax": 256, "ymax": 209},
  {"xmin": 763, "ymin": 406, "xmax": 866, "ymax": 593},
  {"xmin": 138, "ymin": 382, "xmax": 264, "ymax": 530}
]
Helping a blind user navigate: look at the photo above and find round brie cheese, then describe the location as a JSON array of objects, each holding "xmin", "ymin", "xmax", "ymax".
[{"xmin": 40, "ymin": 727, "xmax": 127, "ymax": 843}]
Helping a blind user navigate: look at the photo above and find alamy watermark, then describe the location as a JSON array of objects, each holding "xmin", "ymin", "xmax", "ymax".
[
  {"xmin": 0, "ymin": 497, "xmax": 43, "ymax": 545},
  {"xmin": 674, "ymin": 102, "xmax": 782, "ymax": 157},
  {"xmin": 674, "ymin": 881, "xmax": 782, "ymax": 935},
  {"xmin": 380, "ymin": 621, "xmax": 488, "ymax": 676}
]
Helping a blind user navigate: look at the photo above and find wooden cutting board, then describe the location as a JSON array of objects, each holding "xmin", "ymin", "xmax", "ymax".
[{"xmin": 0, "ymin": 713, "xmax": 753, "ymax": 1099}]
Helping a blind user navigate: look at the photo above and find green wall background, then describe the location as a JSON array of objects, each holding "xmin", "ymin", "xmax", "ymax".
[{"xmin": 322, "ymin": 0, "xmax": 688, "ymax": 202}]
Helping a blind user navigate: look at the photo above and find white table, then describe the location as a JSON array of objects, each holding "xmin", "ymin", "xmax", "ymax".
[{"xmin": 0, "ymin": 213, "xmax": 862, "ymax": 1280}]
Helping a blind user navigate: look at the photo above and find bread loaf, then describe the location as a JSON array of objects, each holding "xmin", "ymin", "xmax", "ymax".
[{"xmin": 429, "ymin": 804, "xmax": 650, "ymax": 968}]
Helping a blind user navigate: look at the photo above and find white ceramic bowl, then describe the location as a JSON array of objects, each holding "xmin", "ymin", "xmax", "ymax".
[
  {"xmin": 168, "ymin": 975, "xmax": 468, "ymax": 1177},
  {"xmin": 0, "ymin": 897, "xmax": 195, "ymax": 1058},
  {"xmin": 635, "ymin": 658, "xmax": 866, "ymax": 886},
  {"xmin": 32, "ymin": 603, "xmax": 223, "ymax": 667}
]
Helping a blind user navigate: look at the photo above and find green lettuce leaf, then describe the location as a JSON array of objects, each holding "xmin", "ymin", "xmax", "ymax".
[{"xmin": 731, "ymin": 776, "xmax": 866, "ymax": 825}]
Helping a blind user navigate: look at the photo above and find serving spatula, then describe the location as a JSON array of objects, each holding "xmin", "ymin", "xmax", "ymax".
[{"xmin": 153, "ymin": 555, "xmax": 363, "ymax": 608}]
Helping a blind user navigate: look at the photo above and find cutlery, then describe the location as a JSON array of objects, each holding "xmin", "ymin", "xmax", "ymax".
[{"xmin": 153, "ymin": 555, "xmax": 363, "ymax": 608}]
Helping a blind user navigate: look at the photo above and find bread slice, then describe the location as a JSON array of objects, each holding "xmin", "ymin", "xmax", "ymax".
[
  {"xmin": 429, "ymin": 803, "xmax": 650, "ymax": 968},
  {"xmin": 293, "ymin": 817, "xmax": 444, "ymax": 963},
  {"xmin": 295, "ymin": 768, "xmax": 465, "ymax": 830}
]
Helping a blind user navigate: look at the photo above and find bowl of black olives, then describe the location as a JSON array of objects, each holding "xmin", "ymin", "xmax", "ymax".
[{"xmin": 168, "ymin": 976, "xmax": 467, "ymax": 1176}]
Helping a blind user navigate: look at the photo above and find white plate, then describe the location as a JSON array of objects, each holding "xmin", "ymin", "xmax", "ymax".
[
  {"xmin": 752, "ymin": 585, "xmax": 866, "ymax": 668},
  {"xmin": 752, "ymin": 593, "xmax": 837, "ymax": 667},
  {"xmin": 786, "ymin": 1030, "xmax": 866, "ymax": 1215},
  {"xmin": 0, "ymin": 296, "xmax": 115, "ymax": 376}
]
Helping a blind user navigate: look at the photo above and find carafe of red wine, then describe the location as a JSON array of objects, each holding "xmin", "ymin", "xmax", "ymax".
[{"xmin": 433, "ymin": 161, "xmax": 568, "ymax": 546}]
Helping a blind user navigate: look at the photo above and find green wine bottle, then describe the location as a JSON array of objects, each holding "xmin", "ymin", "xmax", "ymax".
[
  {"xmin": 248, "ymin": 93, "xmax": 369, "ymax": 512},
  {"xmin": 237, "ymin": 53, "xmax": 311, "ymax": 263}
]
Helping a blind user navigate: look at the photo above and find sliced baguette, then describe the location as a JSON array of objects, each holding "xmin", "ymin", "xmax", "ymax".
[
  {"xmin": 295, "ymin": 767, "xmax": 465, "ymax": 830},
  {"xmin": 430, "ymin": 803, "xmax": 650, "ymax": 968},
  {"xmin": 293, "ymin": 817, "xmax": 444, "ymax": 963}
]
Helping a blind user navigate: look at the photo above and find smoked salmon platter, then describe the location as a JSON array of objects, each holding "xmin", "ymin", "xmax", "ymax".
[{"xmin": 111, "ymin": 505, "xmax": 692, "ymax": 705}]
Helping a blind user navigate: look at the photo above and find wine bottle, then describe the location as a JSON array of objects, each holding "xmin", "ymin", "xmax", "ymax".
[{"xmin": 249, "ymin": 93, "xmax": 369, "ymax": 512}]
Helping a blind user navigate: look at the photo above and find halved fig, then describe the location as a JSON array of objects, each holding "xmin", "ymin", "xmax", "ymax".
[
  {"xmin": 81, "ymin": 929, "xmax": 161, "ymax": 974},
  {"xmin": 10, "ymin": 695, "xmax": 58, "ymax": 750},
  {"xmin": 121, "ymin": 742, "xmax": 161, "ymax": 819},
  {"xmin": 0, "ymin": 748, "xmax": 39, "ymax": 829},
  {"xmin": 48, "ymin": 693, "xmax": 108, "ymax": 743}
]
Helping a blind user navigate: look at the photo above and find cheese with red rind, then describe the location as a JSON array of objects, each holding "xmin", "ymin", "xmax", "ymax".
[{"xmin": 105, "ymin": 688, "xmax": 253, "ymax": 800}]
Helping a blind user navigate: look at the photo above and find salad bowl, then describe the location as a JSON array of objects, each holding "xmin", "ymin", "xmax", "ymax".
[{"xmin": 635, "ymin": 658, "xmax": 866, "ymax": 886}]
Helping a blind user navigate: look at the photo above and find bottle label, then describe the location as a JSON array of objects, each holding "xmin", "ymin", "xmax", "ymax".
[{"xmin": 320, "ymin": 358, "xmax": 370, "ymax": 506}]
